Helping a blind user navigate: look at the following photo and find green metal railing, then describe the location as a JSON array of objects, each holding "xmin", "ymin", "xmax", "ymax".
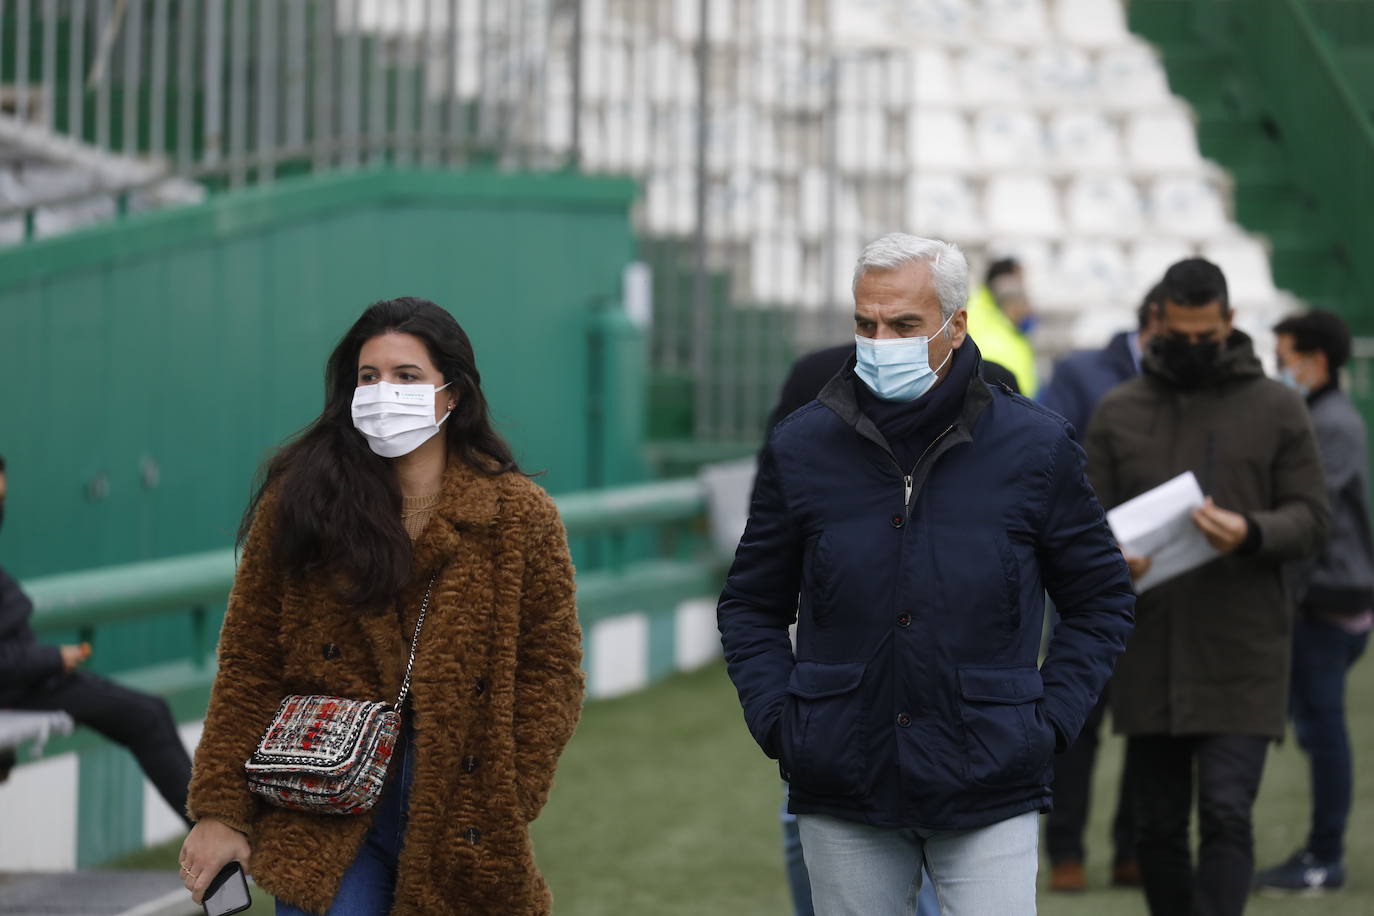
[
  {"xmin": 1146, "ymin": 0, "xmax": 1374, "ymax": 319},
  {"xmin": 19, "ymin": 475, "xmax": 722, "ymax": 756}
]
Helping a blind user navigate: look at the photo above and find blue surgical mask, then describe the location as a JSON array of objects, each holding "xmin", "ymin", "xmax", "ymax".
[
  {"xmin": 1278, "ymin": 367, "xmax": 1310, "ymax": 397},
  {"xmin": 853, "ymin": 313, "xmax": 956, "ymax": 402}
]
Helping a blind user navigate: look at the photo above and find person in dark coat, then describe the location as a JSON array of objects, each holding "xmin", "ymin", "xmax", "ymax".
[
  {"xmin": 1254, "ymin": 310, "xmax": 1374, "ymax": 895},
  {"xmin": 719, "ymin": 232, "xmax": 1135, "ymax": 913},
  {"xmin": 0, "ymin": 454, "xmax": 193, "ymax": 825},
  {"xmin": 1084, "ymin": 259, "xmax": 1329, "ymax": 916},
  {"xmin": 1037, "ymin": 285, "xmax": 1161, "ymax": 892},
  {"xmin": 763, "ymin": 348, "xmax": 1019, "ymax": 916}
]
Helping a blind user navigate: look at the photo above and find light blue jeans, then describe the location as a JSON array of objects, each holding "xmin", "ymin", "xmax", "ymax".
[
  {"xmin": 275, "ymin": 716, "xmax": 416, "ymax": 916},
  {"xmin": 797, "ymin": 810, "xmax": 1039, "ymax": 915},
  {"xmin": 785, "ymin": 784, "xmax": 941, "ymax": 915}
]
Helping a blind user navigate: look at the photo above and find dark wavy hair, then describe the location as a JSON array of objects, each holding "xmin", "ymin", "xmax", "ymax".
[{"xmin": 239, "ymin": 297, "xmax": 521, "ymax": 609}]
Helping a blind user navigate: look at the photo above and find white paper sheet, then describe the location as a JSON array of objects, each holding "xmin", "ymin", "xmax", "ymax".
[{"xmin": 1106, "ymin": 471, "xmax": 1220, "ymax": 593}]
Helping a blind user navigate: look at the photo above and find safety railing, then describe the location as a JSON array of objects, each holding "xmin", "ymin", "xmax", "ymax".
[{"xmin": 18, "ymin": 474, "xmax": 724, "ymax": 758}]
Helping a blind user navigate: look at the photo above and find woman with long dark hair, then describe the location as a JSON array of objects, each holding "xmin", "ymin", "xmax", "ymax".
[{"xmin": 177, "ymin": 298, "xmax": 583, "ymax": 915}]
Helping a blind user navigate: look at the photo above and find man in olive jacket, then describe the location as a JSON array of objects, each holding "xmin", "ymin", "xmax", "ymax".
[{"xmin": 1084, "ymin": 258, "xmax": 1328, "ymax": 916}]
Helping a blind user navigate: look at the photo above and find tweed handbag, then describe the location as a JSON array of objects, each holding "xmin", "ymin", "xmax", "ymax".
[{"xmin": 244, "ymin": 576, "xmax": 435, "ymax": 814}]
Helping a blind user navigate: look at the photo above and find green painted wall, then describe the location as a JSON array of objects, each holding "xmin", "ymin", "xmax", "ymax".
[{"xmin": 0, "ymin": 168, "xmax": 642, "ymax": 669}]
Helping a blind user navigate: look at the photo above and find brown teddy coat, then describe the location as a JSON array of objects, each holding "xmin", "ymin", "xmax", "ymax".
[{"xmin": 186, "ymin": 461, "xmax": 584, "ymax": 915}]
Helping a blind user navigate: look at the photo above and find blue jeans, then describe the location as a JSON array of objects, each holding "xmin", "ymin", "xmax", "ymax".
[
  {"xmin": 275, "ymin": 716, "xmax": 416, "ymax": 916},
  {"xmin": 783, "ymin": 785, "xmax": 942, "ymax": 915},
  {"xmin": 1291, "ymin": 615, "xmax": 1369, "ymax": 862},
  {"xmin": 797, "ymin": 811, "xmax": 1036, "ymax": 915}
]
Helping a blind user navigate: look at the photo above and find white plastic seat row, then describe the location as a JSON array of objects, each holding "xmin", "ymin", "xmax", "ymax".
[
  {"xmin": 905, "ymin": 173, "xmax": 1231, "ymax": 241},
  {"xmin": 910, "ymin": 43, "xmax": 1170, "ymax": 109}
]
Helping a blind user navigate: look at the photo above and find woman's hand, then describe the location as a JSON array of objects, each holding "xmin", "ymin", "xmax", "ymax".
[{"xmin": 179, "ymin": 817, "xmax": 252, "ymax": 905}]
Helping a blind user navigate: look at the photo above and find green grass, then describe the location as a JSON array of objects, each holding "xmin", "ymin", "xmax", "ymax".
[{"xmin": 116, "ymin": 658, "xmax": 1374, "ymax": 914}]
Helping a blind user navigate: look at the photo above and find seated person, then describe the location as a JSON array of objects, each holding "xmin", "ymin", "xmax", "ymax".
[{"xmin": 0, "ymin": 454, "xmax": 193, "ymax": 825}]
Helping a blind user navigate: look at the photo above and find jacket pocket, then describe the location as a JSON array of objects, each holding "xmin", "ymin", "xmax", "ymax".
[
  {"xmin": 957, "ymin": 666, "xmax": 1054, "ymax": 789},
  {"xmin": 781, "ymin": 660, "xmax": 867, "ymax": 798}
]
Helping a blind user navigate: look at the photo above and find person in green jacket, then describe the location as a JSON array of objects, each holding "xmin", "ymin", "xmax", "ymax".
[{"xmin": 965, "ymin": 257, "xmax": 1039, "ymax": 397}]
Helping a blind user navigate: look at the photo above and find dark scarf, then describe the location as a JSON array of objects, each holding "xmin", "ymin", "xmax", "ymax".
[{"xmin": 854, "ymin": 342, "xmax": 976, "ymax": 470}]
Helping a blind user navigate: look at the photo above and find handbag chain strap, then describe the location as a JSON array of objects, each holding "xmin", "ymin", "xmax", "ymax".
[{"xmin": 393, "ymin": 574, "xmax": 437, "ymax": 710}]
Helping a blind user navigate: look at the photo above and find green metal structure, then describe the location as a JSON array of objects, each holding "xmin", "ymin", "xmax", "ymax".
[{"xmin": 1129, "ymin": 0, "xmax": 1374, "ymax": 328}]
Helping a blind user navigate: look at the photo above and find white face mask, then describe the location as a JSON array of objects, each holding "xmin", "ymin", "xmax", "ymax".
[{"xmin": 351, "ymin": 381, "xmax": 452, "ymax": 458}]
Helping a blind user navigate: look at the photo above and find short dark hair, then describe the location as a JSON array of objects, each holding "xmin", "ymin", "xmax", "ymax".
[
  {"xmin": 1159, "ymin": 258, "xmax": 1229, "ymax": 313},
  {"xmin": 1138, "ymin": 282, "xmax": 1165, "ymax": 330},
  {"xmin": 986, "ymin": 257, "xmax": 1020, "ymax": 287},
  {"xmin": 0, "ymin": 453, "xmax": 6, "ymax": 473},
  {"xmin": 1274, "ymin": 309, "xmax": 1352, "ymax": 373}
]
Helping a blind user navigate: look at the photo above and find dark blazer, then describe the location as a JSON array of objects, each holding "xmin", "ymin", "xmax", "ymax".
[
  {"xmin": 719, "ymin": 343, "xmax": 1135, "ymax": 831},
  {"xmin": 766, "ymin": 343, "xmax": 1020, "ymax": 432},
  {"xmin": 1085, "ymin": 331, "xmax": 1328, "ymax": 738},
  {"xmin": 1039, "ymin": 332, "xmax": 1138, "ymax": 437}
]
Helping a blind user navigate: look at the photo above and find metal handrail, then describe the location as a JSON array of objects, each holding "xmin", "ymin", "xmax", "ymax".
[{"xmin": 24, "ymin": 475, "xmax": 711, "ymax": 633}]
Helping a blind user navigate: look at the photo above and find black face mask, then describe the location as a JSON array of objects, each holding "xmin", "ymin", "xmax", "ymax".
[{"xmin": 1152, "ymin": 335, "xmax": 1222, "ymax": 388}]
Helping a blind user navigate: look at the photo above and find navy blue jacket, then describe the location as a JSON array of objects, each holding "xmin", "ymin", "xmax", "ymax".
[
  {"xmin": 718, "ymin": 347, "xmax": 1135, "ymax": 830},
  {"xmin": 1038, "ymin": 332, "xmax": 1138, "ymax": 437}
]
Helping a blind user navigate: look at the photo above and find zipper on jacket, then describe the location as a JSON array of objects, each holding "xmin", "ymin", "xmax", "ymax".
[{"xmin": 902, "ymin": 424, "xmax": 956, "ymax": 517}]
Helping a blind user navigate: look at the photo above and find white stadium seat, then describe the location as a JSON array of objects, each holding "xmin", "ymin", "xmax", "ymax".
[
  {"xmin": 1126, "ymin": 108, "xmax": 1206, "ymax": 173},
  {"xmin": 1056, "ymin": 239, "xmax": 1133, "ymax": 304},
  {"xmin": 1148, "ymin": 175, "xmax": 1230, "ymax": 239},
  {"xmin": 1065, "ymin": 175, "xmax": 1146, "ymax": 238},
  {"xmin": 1048, "ymin": 109, "xmax": 1124, "ymax": 170},
  {"xmin": 985, "ymin": 175, "xmax": 1062, "ymax": 237},
  {"xmin": 1097, "ymin": 44, "xmax": 1174, "ymax": 111},
  {"xmin": 1028, "ymin": 44, "xmax": 1097, "ymax": 105},
  {"xmin": 1128, "ymin": 238, "xmax": 1195, "ymax": 293},
  {"xmin": 957, "ymin": 46, "xmax": 1026, "ymax": 104},
  {"xmin": 751, "ymin": 234, "xmax": 805, "ymax": 303},
  {"xmin": 906, "ymin": 174, "xmax": 985, "ymax": 241},
  {"xmin": 1203, "ymin": 236, "xmax": 1280, "ymax": 303},
  {"xmin": 1053, "ymin": 0, "xmax": 1130, "ymax": 48},
  {"xmin": 973, "ymin": 109, "xmax": 1048, "ymax": 169},
  {"xmin": 909, "ymin": 109, "xmax": 975, "ymax": 171},
  {"xmin": 910, "ymin": 46, "xmax": 959, "ymax": 104},
  {"xmin": 978, "ymin": 0, "xmax": 1050, "ymax": 47}
]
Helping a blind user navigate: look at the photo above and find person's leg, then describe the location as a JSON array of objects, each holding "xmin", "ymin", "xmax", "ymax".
[
  {"xmin": 1047, "ymin": 688, "xmax": 1108, "ymax": 889},
  {"xmin": 781, "ymin": 783, "xmax": 815, "ymax": 916},
  {"xmin": 1128, "ymin": 734, "xmax": 1195, "ymax": 915},
  {"xmin": 920, "ymin": 810, "xmax": 1038, "ymax": 916},
  {"xmin": 1110, "ymin": 736, "xmax": 1139, "ymax": 874},
  {"xmin": 797, "ymin": 814, "xmax": 922, "ymax": 915},
  {"xmin": 1194, "ymin": 734, "xmax": 1268, "ymax": 916},
  {"xmin": 1291, "ymin": 618, "xmax": 1368, "ymax": 863},
  {"xmin": 8, "ymin": 671, "xmax": 193, "ymax": 824},
  {"xmin": 915, "ymin": 868, "xmax": 941, "ymax": 916},
  {"xmin": 276, "ymin": 715, "xmax": 415, "ymax": 915}
]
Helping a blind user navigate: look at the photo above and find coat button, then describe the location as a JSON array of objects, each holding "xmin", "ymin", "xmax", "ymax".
[
  {"xmin": 897, "ymin": 712, "xmax": 912, "ymax": 727},
  {"xmin": 474, "ymin": 677, "xmax": 487, "ymax": 697},
  {"xmin": 465, "ymin": 827, "xmax": 481, "ymax": 844},
  {"xmin": 896, "ymin": 613, "xmax": 911, "ymax": 628},
  {"xmin": 322, "ymin": 643, "xmax": 341, "ymax": 660},
  {"xmin": 463, "ymin": 755, "xmax": 480, "ymax": 773},
  {"xmin": 890, "ymin": 515, "xmax": 904, "ymax": 528}
]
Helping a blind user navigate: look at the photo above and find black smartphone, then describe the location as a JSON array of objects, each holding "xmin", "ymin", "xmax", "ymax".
[{"xmin": 203, "ymin": 861, "xmax": 252, "ymax": 916}]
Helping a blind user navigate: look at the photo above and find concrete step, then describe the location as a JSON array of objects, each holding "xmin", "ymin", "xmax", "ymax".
[{"xmin": 0, "ymin": 871, "xmax": 201, "ymax": 916}]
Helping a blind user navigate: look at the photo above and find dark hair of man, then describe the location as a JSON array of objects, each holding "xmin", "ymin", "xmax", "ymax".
[
  {"xmin": 1138, "ymin": 282, "xmax": 1165, "ymax": 330},
  {"xmin": 985, "ymin": 257, "xmax": 1020, "ymax": 288},
  {"xmin": 1273, "ymin": 309, "xmax": 1353, "ymax": 374},
  {"xmin": 239, "ymin": 297, "xmax": 523, "ymax": 610},
  {"xmin": 0, "ymin": 453, "xmax": 5, "ymax": 473},
  {"xmin": 1158, "ymin": 257, "xmax": 1230, "ymax": 314}
]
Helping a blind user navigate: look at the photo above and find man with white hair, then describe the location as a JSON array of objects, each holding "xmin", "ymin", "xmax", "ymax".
[{"xmin": 718, "ymin": 233, "xmax": 1135, "ymax": 912}]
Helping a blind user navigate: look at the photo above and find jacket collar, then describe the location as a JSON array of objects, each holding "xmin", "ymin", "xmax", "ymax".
[
  {"xmin": 409, "ymin": 458, "xmax": 503, "ymax": 578},
  {"xmin": 1142, "ymin": 328, "xmax": 1264, "ymax": 389},
  {"xmin": 817, "ymin": 341, "xmax": 995, "ymax": 461}
]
